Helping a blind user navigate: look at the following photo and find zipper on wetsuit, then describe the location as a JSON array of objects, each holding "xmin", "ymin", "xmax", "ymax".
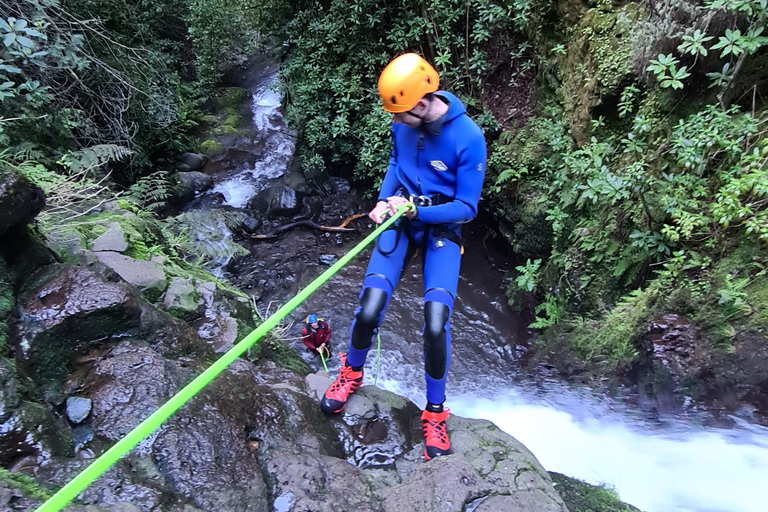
[{"xmin": 417, "ymin": 134, "xmax": 424, "ymax": 166}]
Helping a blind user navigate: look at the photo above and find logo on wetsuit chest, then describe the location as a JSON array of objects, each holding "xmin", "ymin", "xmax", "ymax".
[{"xmin": 430, "ymin": 160, "xmax": 448, "ymax": 172}]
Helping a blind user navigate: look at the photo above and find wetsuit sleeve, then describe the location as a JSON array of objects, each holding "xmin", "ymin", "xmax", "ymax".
[
  {"xmin": 377, "ymin": 125, "xmax": 401, "ymax": 201},
  {"xmin": 302, "ymin": 327, "xmax": 315, "ymax": 350},
  {"xmin": 416, "ymin": 125, "xmax": 486, "ymax": 225}
]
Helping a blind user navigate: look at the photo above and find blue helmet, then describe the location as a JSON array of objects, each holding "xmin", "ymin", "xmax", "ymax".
[{"xmin": 307, "ymin": 314, "xmax": 318, "ymax": 323}]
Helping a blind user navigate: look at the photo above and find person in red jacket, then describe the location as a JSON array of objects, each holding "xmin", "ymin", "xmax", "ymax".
[{"xmin": 302, "ymin": 315, "xmax": 331, "ymax": 358}]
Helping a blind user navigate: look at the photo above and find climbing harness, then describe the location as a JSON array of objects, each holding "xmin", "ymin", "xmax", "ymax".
[{"xmin": 33, "ymin": 204, "xmax": 413, "ymax": 512}]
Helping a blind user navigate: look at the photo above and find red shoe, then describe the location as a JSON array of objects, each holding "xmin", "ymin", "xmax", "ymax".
[
  {"xmin": 320, "ymin": 354, "xmax": 363, "ymax": 414},
  {"xmin": 421, "ymin": 408, "xmax": 452, "ymax": 460}
]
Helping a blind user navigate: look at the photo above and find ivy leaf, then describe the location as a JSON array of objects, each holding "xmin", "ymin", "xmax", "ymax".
[{"xmin": 3, "ymin": 32, "xmax": 15, "ymax": 47}]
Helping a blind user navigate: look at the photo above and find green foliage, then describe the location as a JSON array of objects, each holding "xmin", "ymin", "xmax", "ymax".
[
  {"xmin": 127, "ymin": 170, "xmax": 172, "ymax": 212},
  {"xmin": 515, "ymin": 258, "xmax": 541, "ymax": 292},
  {"xmin": 1, "ymin": 0, "xmax": 205, "ymax": 183},
  {"xmin": 647, "ymin": 53, "xmax": 690, "ymax": 89},
  {"xmin": 277, "ymin": 0, "xmax": 533, "ymax": 183},
  {"xmin": 160, "ymin": 211, "xmax": 249, "ymax": 265}
]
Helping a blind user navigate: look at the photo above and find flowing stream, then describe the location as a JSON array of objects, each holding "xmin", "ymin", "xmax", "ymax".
[{"xmin": 195, "ymin": 61, "xmax": 768, "ymax": 512}]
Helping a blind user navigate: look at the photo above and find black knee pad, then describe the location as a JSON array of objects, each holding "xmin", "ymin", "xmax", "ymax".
[
  {"xmin": 424, "ymin": 301, "xmax": 450, "ymax": 379},
  {"xmin": 351, "ymin": 287, "xmax": 388, "ymax": 350}
]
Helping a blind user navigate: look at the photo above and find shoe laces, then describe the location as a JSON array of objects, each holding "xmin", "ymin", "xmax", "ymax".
[
  {"xmin": 421, "ymin": 409, "xmax": 450, "ymax": 447},
  {"xmin": 328, "ymin": 353, "xmax": 362, "ymax": 394}
]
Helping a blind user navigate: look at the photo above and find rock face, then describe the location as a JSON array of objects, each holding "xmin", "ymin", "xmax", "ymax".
[
  {"xmin": 0, "ymin": 167, "xmax": 46, "ymax": 236},
  {"xmin": 250, "ymin": 184, "xmax": 303, "ymax": 217},
  {"xmin": 13, "ymin": 264, "xmax": 144, "ymax": 385},
  {"xmin": 26, "ymin": 347, "xmax": 567, "ymax": 512}
]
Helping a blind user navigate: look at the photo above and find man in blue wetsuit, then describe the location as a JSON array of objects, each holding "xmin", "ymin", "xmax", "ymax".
[{"xmin": 320, "ymin": 53, "xmax": 487, "ymax": 461}]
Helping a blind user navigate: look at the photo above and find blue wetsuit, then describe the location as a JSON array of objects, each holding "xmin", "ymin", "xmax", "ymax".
[{"xmin": 346, "ymin": 91, "xmax": 486, "ymax": 405}]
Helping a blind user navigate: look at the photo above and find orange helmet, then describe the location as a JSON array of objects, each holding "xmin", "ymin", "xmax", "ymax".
[{"xmin": 378, "ymin": 53, "xmax": 439, "ymax": 113}]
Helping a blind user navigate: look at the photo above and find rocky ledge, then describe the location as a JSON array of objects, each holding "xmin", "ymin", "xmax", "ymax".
[{"xmin": 4, "ymin": 345, "xmax": 568, "ymax": 512}]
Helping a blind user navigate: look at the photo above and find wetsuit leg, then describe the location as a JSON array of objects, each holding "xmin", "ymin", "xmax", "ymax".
[
  {"xmin": 422, "ymin": 230, "xmax": 461, "ymax": 405},
  {"xmin": 346, "ymin": 225, "xmax": 413, "ymax": 368}
]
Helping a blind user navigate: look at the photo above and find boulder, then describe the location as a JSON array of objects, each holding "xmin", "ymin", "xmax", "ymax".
[
  {"xmin": 181, "ymin": 153, "xmax": 207, "ymax": 172},
  {"xmin": 163, "ymin": 277, "xmax": 203, "ymax": 321},
  {"xmin": 14, "ymin": 264, "xmax": 144, "ymax": 385},
  {"xmin": 65, "ymin": 397, "xmax": 92, "ymax": 425},
  {"xmin": 169, "ymin": 171, "xmax": 214, "ymax": 206},
  {"xmin": 0, "ymin": 167, "xmax": 45, "ymax": 236},
  {"xmin": 250, "ymin": 185, "xmax": 303, "ymax": 217},
  {"xmin": 94, "ymin": 252, "xmax": 167, "ymax": 302},
  {"xmin": 91, "ymin": 224, "xmax": 128, "ymax": 253}
]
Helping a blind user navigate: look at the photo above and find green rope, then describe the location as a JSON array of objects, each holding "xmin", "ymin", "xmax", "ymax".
[
  {"xmin": 319, "ymin": 349, "xmax": 329, "ymax": 373},
  {"xmin": 34, "ymin": 204, "xmax": 412, "ymax": 512}
]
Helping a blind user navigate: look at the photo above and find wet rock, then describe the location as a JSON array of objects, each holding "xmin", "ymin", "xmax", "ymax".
[
  {"xmin": 35, "ymin": 456, "xmax": 198, "ymax": 511},
  {"xmin": 646, "ymin": 314, "xmax": 696, "ymax": 379},
  {"xmin": 163, "ymin": 277, "xmax": 203, "ymax": 321},
  {"xmin": 331, "ymin": 177, "xmax": 351, "ymax": 194},
  {"xmin": 66, "ymin": 397, "xmax": 92, "ymax": 424},
  {"xmin": 242, "ymin": 216, "xmax": 262, "ymax": 233},
  {"xmin": 72, "ymin": 423, "xmax": 94, "ymax": 449},
  {"xmin": 94, "ymin": 252, "xmax": 168, "ymax": 302},
  {"xmin": 251, "ymin": 184, "xmax": 304, "ymax": 217},
  {"xmin": 319, "ymin": 254, "xmax": 337, "ymax": 265},
  {"xmin": 14, "ymin": 264, "xmax": 143, "ymax": 385},
  {"xmin": 0, "ymin": 167, "xmax": 46, "ymax": 236},
  {"xmin": 91, "ymin": 224, "xmax": 128, "ymax": 253},
  {"xmin": 84, "ymin": 340, "xmax": 180, "ymax": 441},
  {"xmin": 302, "ymin": 195, "xmax": 323, "ymax": 220},
  {"xmin": 1, "ymin": 358, "xmax": 20, "ymax": 423},
  {"xmin": 170, "ymin": 171, "xmax": 214, "ymax": 206},
  {"xmin": 181, "ymin": 153, "xmax": 207, "ymax": 172}
]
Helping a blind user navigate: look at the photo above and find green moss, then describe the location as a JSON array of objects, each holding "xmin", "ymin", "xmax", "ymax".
[
  {"xmin": 251, "ymin": 336, "xmax": 311, "ymax": 376},
  {"xmin": 750, "ymin": 277, "xmax": 768, "ymax": 328},
  {"xmin": 550, "ymin": 472, "xmax": 641, "ymax": 512},
  {"xmin": 565, "ymin": 283, "xmax": 659, "ymax": 368},
  {"xmin": 218, "ymin": 87, "xmax": 248, "ymax": 111},
  {"xmin": 200, "ymin": 139, "xmax": 224, "ymax": 156},
  {"xmin": 0, "ymin": 467, "xmax": 54, "ymax": 500},
  {"xmin": 225, "ymin": 113, "xmax": 241, "ymax": 128}
]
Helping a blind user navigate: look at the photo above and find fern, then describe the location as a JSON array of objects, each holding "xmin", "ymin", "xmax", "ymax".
[
  {"xmin": 161, "ymin": 210, "xmax": 249, "ymax": 265},
  {"xmin": 127, "ymin": 171, "xmax": 172, "ymax": 211},
  {"xmin": 59, "ymin": 144, "xmax": 133, "ymax": 174}
]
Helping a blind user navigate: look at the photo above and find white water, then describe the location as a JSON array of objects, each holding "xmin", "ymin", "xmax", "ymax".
[
  {"xmin": 210, "ymin": 70, "xmax": 295, "ymax": 208},
  {"xmin": 374, "ymin": 369, "xmax": 768, "ymax": 512}
]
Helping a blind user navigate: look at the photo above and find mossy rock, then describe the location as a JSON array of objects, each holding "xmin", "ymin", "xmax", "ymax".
[
  {"xmin": 250, "ymin": 337, "xmax": 311, "ymax": 376},
  {"xmin": 218, "ymin": 87, "xmax": 248, "ymax": 111},
  {"xmin": 0, "ymin": 467, "xmax": 54, "ymax": 501},
  {"xmin": 200, "ymin": 139, "xmax": 224, "ymax": 157},
  {"xmin": 550, "ymin": 472, "xmax": 642, "ymax": 512}
]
